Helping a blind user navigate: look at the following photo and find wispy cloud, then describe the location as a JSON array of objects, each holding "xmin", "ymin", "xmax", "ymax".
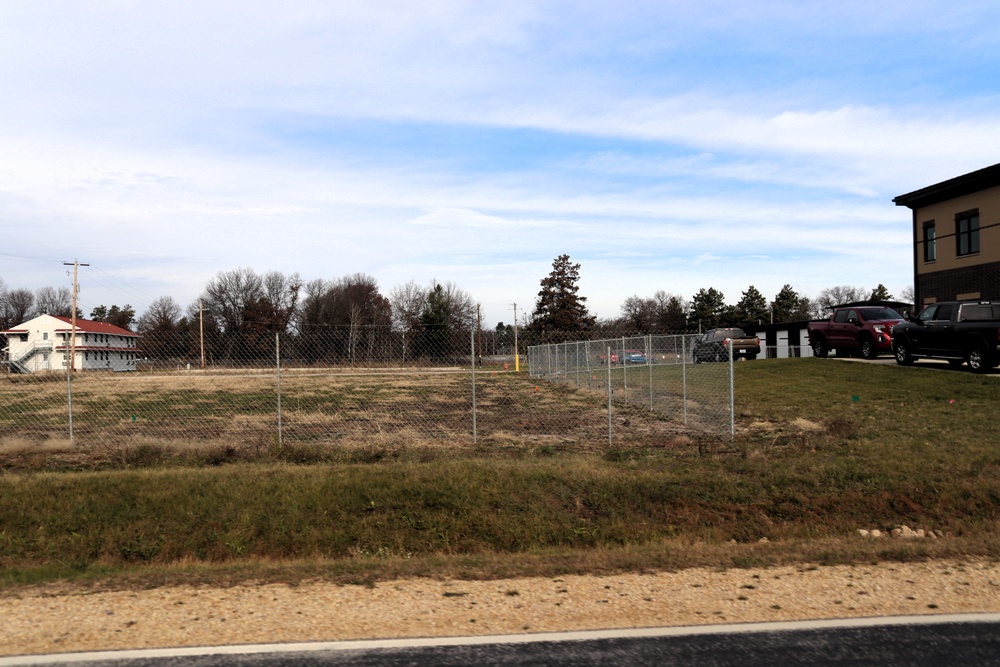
[{"xmin": 0, "ymin": 1, "xmax": 996, "ymax": 322}]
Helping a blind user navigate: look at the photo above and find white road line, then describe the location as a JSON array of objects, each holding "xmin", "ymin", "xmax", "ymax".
[{"xmin": 4, "ymin": 613, "xmax": 1000, "ymax": 665}]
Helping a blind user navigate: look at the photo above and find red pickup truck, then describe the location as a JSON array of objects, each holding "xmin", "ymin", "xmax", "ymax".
[{"xmin": 808, "ymin": 306, "xmax": 903, "ymax": 359}]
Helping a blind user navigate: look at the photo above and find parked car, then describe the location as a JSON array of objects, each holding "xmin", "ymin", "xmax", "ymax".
[
  {"xmin": 891, "ymin": 301, "xmax": 1000, "ymax": 373},
  {"xmin": 598, "ymin": 349, "xmax": 647, "ymax": 365},
  {"xmin": 692, "ymin": 328, "xmax": 760, "ymax": 362},
  {"xmin": 622, "ymin": 350, "xmax": 648, "ymax": 364},
  {"xmin": 807, "ymin": 306, "xmax": 903, "ymax": 359}
]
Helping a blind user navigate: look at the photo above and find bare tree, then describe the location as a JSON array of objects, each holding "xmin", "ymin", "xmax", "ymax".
[
  {"xmin": 619, "ymin": 295, "xmax": 658, "ymax": 333},
  {"xmin": 1, "ymin": 287, "xmax": 35, "ymax": 329},
  {"xmin": 138, "ymin": 296, "xmax": 182, "ymax": 331},
  {"xmin": 297, "ymin": 273, "xmax": 392, "ymax": 362},
  {"xmin": 815, "ymin": 285, "xmax": 869, "ymax": 313},
  {"xmin": 34, "ymin": 286, "xmax": 74, "ymax": 317},
  {"xmin": 137, "ymin": 296, "xmax": 188, "ymax": 360},
  {"xmin": 437, "ymin": 281, "xmax": 477, "ymax": 330},
  {"xmin": 6, "ymin": 289, "xmax": 36, "ymax": 326},
  {"xmin": 262, "ymin": 270, "xmax": 301, "ymax": 330},
  {"xmin": 390, "ymin": 280, "xmax": 427, "ymax": 331},
  {"xmin": 203, "ymin": 267, "xmax": 265, "ymax": 334}
]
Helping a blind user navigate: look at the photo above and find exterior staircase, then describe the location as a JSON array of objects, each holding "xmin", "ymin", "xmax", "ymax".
[{"xmin": 3, "ymin": 341, "xmax": 53, "ymax": 373}]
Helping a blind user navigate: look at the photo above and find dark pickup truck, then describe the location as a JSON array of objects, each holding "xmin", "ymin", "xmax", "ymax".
[
  {"xmin": 891, "ymin": 301, "xmax": 1000, "ymax": 373},
  {"xmin": 807, "ymin": 306, "xmax": 903, "ymax": 359},
  {"xmin": 692, "ymin": 328, "xmax": 760, "ymax": 362}
]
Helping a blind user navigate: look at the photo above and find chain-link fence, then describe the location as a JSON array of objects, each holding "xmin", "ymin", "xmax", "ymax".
[
  {"xmin": 527, "ymin": 334, "xmax": 736, "ymax": 438},
  {"xmin": 1, "ymin": 329, "xmax": 725, "ymax": 453}
]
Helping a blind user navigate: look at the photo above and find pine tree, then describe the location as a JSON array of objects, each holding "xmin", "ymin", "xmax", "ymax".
[
  {"xmin": 530, "ymin": 255, "xmax": 595, "ymax": 342},
  {"xmin": 689, "ymin": 288, "xmax": 726, "ymax": 330},
  {"xmin": 735, "ymin": 286, "xmax": 768, "ymax": 329},
  {"xmin": 869, "ymin": 284, "xmax": 893, "ymax": 301},
  {"xmin": 771, "ymin": 284, "xmax": 808, "ymax": 322},
  {"xmin": 417, "ymin": 283, "xmax": 452, "ymax": 358}
]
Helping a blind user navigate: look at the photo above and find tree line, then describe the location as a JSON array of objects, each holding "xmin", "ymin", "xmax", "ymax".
[
  {"xmin": 613, "ymin": 283, "xmax": 908, "ymax": 336},
  {"xmin": 1, "ymin": 258, "xmax": 911, "ymax": 362},
  {"xmin": 522, "ymin": 255, "xmax": 911, "ymax": 342}
]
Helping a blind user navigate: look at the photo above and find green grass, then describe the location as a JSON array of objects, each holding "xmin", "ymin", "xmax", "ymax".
[{"xmin": 1, "ymin": 359, "xmax": 1000, "ymax": 589}]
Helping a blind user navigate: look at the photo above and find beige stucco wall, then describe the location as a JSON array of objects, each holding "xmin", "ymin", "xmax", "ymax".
[{"xmin": 914, "ymin": 184, "xmax": 1000, "ymax": 275}]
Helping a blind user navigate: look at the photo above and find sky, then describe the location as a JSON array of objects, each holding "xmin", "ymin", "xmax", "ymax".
[{"xmin": 2, "ymin": 1, "xmax": 1000, "ymax": 327}]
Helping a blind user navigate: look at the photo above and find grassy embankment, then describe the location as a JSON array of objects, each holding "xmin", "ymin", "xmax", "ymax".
[{"xmin": 1, "ymin": 358, "xmax": 999, "ymax": 589}]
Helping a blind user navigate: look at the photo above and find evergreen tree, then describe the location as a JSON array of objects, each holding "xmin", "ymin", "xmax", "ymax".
[
  {"xmin": 90, "ymin": 304, "xmax": 136, "ymax": 330},
  {"xmin": 770, "ymin": 284, "xmax": 803, "ymax": 323},
  {"xmin": 417, "ymin": 283, "xmax": 453, "ymax": 358},
  {"xmin": 689, "ymin": 288, "xmax": 726, "ymax": 330},
  {"xmin": 735, "ymin": 286, "xmax": 768, "ymax": 329},
  {"xmin": 659, "ymin": 294, "xmax": 688, "ymax": 331},
  {"xmin": 530, "ymin": 255, "xmax": 595, "ymax": 342},
  {"xmin": 869, "ymin": 284, "xmax": 893, "ymax": 301}
]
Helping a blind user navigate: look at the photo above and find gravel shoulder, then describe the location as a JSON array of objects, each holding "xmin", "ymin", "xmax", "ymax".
[{"xmin": 4, "ymin": 559, "xmax": 1000, "ymax": 657}]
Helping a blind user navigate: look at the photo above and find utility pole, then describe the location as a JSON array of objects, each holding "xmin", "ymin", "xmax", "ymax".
[{"xmin": 62, "ymin": 260, "xmax": 89, "ymax": 372}]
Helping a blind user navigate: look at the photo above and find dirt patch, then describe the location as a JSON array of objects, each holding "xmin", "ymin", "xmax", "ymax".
[{"xmin": 4, "ymin": 560, "xmax": 999, "ymax": 656}]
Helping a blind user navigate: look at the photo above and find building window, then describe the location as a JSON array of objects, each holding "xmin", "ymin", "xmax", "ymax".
[
  {"xmin": 923, "ymin": 221, "xmax": 936, "ymax": 262},
  {"xmin": 956, "ymin": 210, "xmax": 979, "ymax": 256}
]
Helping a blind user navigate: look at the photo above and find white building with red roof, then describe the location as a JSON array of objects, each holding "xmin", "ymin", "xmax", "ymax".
[{"xmin": 2, "ymin": 314, "xmax": 141, "ymax": 373}]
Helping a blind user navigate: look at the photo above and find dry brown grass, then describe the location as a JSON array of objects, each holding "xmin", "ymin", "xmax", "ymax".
[{"xmin": 1, "ymin": 368, "xmax": 716, "ymax": 461}]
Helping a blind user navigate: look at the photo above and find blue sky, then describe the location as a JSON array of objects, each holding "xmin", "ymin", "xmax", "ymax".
[{"xmin": 2, "ymin": 1, "xmax": 1000, "ymax": 326}]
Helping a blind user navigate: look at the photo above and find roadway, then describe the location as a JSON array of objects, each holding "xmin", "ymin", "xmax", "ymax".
[{"xmin": 3, "ymin": 615, "xmax": 1000, "ymax": 667}]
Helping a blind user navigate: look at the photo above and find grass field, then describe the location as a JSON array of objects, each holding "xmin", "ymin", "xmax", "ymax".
[
  {"xmin": 1, "ymin": 358, "xmax": 999, "ymax": 589},
  {"xmin": 0, "ymin": 363, "xmax": 722, "ymax": 462}
]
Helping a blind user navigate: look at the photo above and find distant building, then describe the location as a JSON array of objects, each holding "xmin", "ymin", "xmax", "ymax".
[
  {"xmin": 2, "ymin": 314, "xmax": 141, "ymax": 373},
  {"xmin": 894, "ymin": 162, "xmax": 1000, "ymax": 307},
  {"xmin": 749, "ymin": 320, "xmax": 813, "ymax": 359}
]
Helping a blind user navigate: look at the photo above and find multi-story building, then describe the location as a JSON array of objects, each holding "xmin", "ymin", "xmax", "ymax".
[
  {"xmin": 894, "ymin": 162, "xmax": 1000, "ymax": 308},
  {"xmin": 2, "ymin": 314, "xmax": 141, "ymax": 373}
]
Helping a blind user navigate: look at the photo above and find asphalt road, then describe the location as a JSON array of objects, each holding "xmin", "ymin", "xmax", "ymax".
[{"xmin": 5, "ymin": 614, "xmax": 1000, "ymax": 667}]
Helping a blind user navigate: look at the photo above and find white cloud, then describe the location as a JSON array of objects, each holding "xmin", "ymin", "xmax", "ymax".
[{"xmin": 1, "ymin": 0, "xmax": 991, "ymax": 325}]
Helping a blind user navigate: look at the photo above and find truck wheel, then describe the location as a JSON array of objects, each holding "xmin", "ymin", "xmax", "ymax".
[
  {"xmin": 894, "ymin": 340, "xmax": 914, "ymax": 366},
  {"xmin": 812, "ymin": 340, "xmax": 828, "ymax": 358},
  {"xmin": 860, "ymin": 337, "xmax": 878, "ymax": 360},
  {"xmin": 968, "ymin": 342, "xmax": 992, "ymax": 374},
  {"xmin": 747, "ymin": 353, "xmax": 757, "ymax": 360}
]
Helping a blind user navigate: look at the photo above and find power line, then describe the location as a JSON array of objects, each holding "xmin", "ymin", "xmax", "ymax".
[{"xmin": 0, "ymin": 251, "xmax": 62, "ymax": 263}]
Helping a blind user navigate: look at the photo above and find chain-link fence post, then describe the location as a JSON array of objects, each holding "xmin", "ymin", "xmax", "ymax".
[
  {"xmin": 276, "ymin": 332, "xmax": 283, "ymax": 449},
  {"xmin": 682, "ymin": 335, "xmax": 688, "ymax": 426},
  {"xmin": 66, "ymin": 365, "xmax": 74, "ymax": 446},
  {"xmin": 606, "ymin": 346, "xmax": 612, "ymax": 446},
  {"xmin": 621, "ymin": 336, "xmax": 627, "ymax": 404},
  {"xmin": 646, "ymin": 334, "xmax": 653, "ymax": 411},
  {"xmin": 585, "ymin": 340, "xmax": 592, "ymax": 391},
  {"xmin": 471, "ymin": 328, "xmax": 477, "ymax": 445},
  {"xmin": 729, "ymin": 334, "xmax": 735, "ymax": 439},
  {"xmin": 574, "ymin": 341, "xmax": 580, "ymax": 388}
]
